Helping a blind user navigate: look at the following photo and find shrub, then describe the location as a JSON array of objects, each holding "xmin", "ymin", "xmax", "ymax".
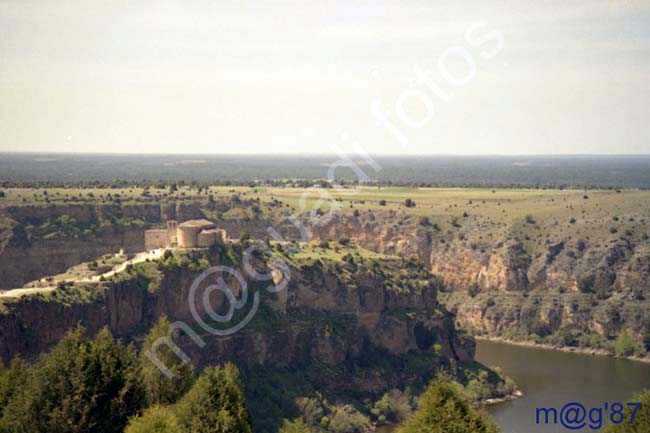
[
  {"xmin": 278, "ymin": 418, "xmax": 311, "ymax": 433},
  {"xmin": 379, "ymin": 200, "xmax": 387, "ymax": 206},
  {"xmin": 467, "ymin": 282, "xmax": 480, "ymax": 298},
  {"xmin": 239, "ymin": 230, "xmax": 251, "ymax": 242},
  {"xmin": 578, "ymin": 274, "xmax": 595, "ymax": 293},
  {"xmin": 327, "ymin": 407, "xmax": 370, "ymax": 433},
  {"xmin": 404, "ymin": 198, "xmax": 415, "ymax": 208},
  {"xmin": 372, "ymin": 389, "xmax": 414, "ymax": 423}
]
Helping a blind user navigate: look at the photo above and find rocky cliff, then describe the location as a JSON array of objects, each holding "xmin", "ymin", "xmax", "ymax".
[
  {"xmin": 309, "ymin": 210, "xmax": 650, "ymax": 354},
  {"xmin": 4, "ymin": 192, "xmax": 648, "ymax": 356},
  {"xmin": 0, "ymin": 244, "xmax": 478, "ymax": 393}
]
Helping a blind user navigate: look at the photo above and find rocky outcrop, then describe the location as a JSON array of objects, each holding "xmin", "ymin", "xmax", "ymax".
[{"xmin": 0, "ymin": 246, "xmax": 474, "ymax": 383}]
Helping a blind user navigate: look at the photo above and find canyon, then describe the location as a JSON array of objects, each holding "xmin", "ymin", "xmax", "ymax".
[{"xmin": 2, "ymin": 188, "xmax": 649, "ymax": 363}]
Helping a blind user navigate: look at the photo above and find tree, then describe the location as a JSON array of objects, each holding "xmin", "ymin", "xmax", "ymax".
[
  {"xmin": 84, "ymin": 328, "xmax": 147, "ymax": 433},
  {"xmin": 0, "ymin": 327, "xmax": 145, "ymax": 433},
  {"xmin": 396, "ymin": 379, "xmax": 499, "ymax": 433},
  {"xmin": 124, "ymin": 405, "xmax": 180, "ymax": 433},
  {"xmin": 0, "ymin": 357, "xmax": 29, "ymax": 420},
  {"xmin": 615, "ymin": 331, "xmax": 637, "ymax": 357},
  {"xmin": 140, "ymin": 316, "xmax": 194, "ymax": 406},
  {"xmin": 175, "ymin": 363, "xmax": 252, "ymax": 433},
  {"xmin": 605, "ymin": 389, "xmax": 650, "ymax": 432}
]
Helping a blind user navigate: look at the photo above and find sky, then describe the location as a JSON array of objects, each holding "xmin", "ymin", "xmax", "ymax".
[{"xmin": 0, "ymin": 0, "xmax": 649, "ymax": 155}]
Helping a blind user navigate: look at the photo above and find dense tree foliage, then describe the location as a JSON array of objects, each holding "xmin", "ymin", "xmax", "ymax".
[
  {"xmin": 175, "ymin": 364, "xmax": 252, "ymax": 433},
  {"xmin": 0, "ymin": 327, "xmax": 145, "ymax": 433},
  {"xmin": 140, "ymin": 316, "xmax": 194, "ymax": 405},
  {"xmin": 615, "ymin": 331, "xmax": 638, "ymax": 357},
  {"xmin": 0, "ymin": 326, "xmax": 252, "ymax": 433},
  {"xmin": 0, "ymin": 357, "xmax": 29, "ymax": 422}
]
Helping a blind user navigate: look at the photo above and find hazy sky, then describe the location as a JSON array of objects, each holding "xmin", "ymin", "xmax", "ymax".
[{"xmin": 1, "ymin": 0, "xmax": 649, "ymax": 155}]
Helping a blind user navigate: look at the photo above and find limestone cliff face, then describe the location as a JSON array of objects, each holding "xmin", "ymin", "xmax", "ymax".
[
  {"xmin": 309, "ymin": 213, "xmax": 650, "ymax": 347},
  {"xmin": 0, "ymin": 247, "xmax": 474, "ymax": 390},
  {"xmin": 0, "ymin": 283, "xmax": 149, "ymax": 361},
  {"xmin": 309, "ymin": 213, "xmax": 532, "ymax": 292},
  {"xmin": 5, "ymin": 200, "xmax": 648, "ymax": 352},
  {"xmin": 309, "ymin": 213, "xmax": 649, "ymax": 296}
]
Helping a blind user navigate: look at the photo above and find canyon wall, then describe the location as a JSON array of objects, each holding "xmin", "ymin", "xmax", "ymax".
[
  {"xmin": 4, "ymin": 199, "xmax": 649, "ymax": 352},
  {"xmin": 309, "ymin": 212, "xmax": 650, "ymax": 348},
  {"xmin": 0, "ymin": 247, "xmax": 474, "ymax": 392}
]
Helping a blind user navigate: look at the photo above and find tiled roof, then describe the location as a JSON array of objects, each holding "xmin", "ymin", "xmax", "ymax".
[{"xmin": 178, "ymin": 219, "xmax": 215, "ymax": 228}]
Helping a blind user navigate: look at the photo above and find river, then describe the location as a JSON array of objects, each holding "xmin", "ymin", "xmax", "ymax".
[
  {"xmin": 475, "ymin": 339, "xmax": 650, "ymax": 433},
  {"xmin": 377, "ymin": 340, "xmax": 650, "ymax": 433}
]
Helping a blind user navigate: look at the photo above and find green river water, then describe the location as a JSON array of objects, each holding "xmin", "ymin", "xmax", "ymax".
[{"xmin": 378, "ymin": 339, "xmax": 650, "ymax": 432}]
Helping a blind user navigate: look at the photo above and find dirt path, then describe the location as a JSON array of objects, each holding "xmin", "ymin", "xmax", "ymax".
[{"xmin": 0, "ymin": 248, "xmax": 166, "ymax": 299}]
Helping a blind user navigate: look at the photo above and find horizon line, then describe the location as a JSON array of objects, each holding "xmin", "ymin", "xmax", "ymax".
[{"xmin": 2, "ymin": 151, "xmax": 650, "ymax": 158}]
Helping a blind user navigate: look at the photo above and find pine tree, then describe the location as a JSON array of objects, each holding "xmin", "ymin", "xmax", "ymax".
[
  {"xmin": 84, "ymin": 328, "xmax": 146, "ymax": 432},
  {"xmin": 175, "ymin": 363, "xmax": 252, "ymax": 433},
  {"xmin": 0, "ymin": 326, "xmax": 145, "ymax": 433},
  {"xmin": 140, "ymin": 316, "xmax": 194, "ymax": 405},
  {"xmin": 0, "ymin": 357, "xmax": 29, "ymax": 421}
]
